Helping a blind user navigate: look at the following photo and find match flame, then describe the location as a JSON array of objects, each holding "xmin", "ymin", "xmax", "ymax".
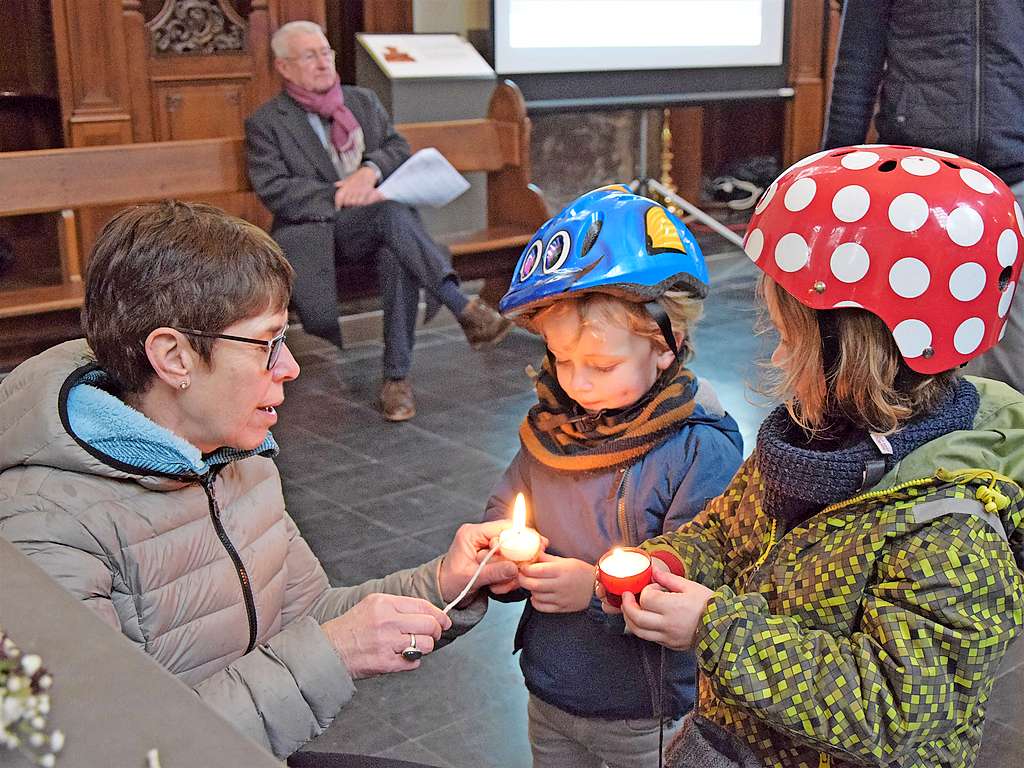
[{"xmin": 512, "ymin": 493, "xmax": 527, "ymax": 531}]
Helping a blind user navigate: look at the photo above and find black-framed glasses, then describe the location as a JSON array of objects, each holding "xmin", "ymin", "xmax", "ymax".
[{"xmin": 175, "ymin": 326, "xmax": 288, "ymax": 370}]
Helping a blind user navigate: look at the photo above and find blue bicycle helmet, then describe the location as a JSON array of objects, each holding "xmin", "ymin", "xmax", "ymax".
[{"xmin": 499, "ymin": 185, "xmax": 708, "ymax": 319}]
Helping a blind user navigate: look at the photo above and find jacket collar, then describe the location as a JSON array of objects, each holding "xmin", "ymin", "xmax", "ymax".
[
  {"xmin": 63, "ymin": 366, "xmax": 278, "ymax": 481},
  {"xmin": 274, "ymin": 91, "xmax": 341, "ymax": 182}
]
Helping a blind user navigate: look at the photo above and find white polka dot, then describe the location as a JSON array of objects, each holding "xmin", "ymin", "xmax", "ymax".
[
  {"xmin": 960, "ymin": 168, "xmax": 995, "ymax": 195},
  {"xmin": 901, "ymin": 156, "xmax": 941, "ymax": 176},
  {"xmin": 954, "ymin": 317, "xmax": 985, "ymax": 355},
  {"xmin": 948, "ymin": 262, "xmax": 986, "ymax": 301},
  {"xmin": 893, "ymin": 319, "xmax": 933, "ymax": 358},
  {"xmin": 833, "ymin": 300, "xmax": 863, "ymax": 308},
  {"xmin": 841, "ymin": 151, "xmax": 879, "ymax": 170},
  {"xmin": 997, "ymin": 229, "xmax": 1018, "ymax": 267},
  {"xmin": 754, "ymin": 182, "xmax": 777, "ymax": 214},
  {"xmin": 889, "ymin": 257, "xmax": 931, "ymax": 298},
  {"xmin": 922, "ymin": 148, "xmax": 959, "ymax": 159},
  {"xmin": 745, "ymin": 229, "xmax": 764, "ymax": 262},
  {"xmin": 856, "ymin": 144, "xmax": 886, "ymax": 149},
  {"xmin": 888, "ymin": 193, "xmax": 930, "ymax": 232},
  {"xmin": 790, "ymin": 150, "xmax": 830, "ymax": 170},
  {"xmin": 1000, "ymin": 321, "xmax": 1008, "ymax": 341},
  {"xmin": 1015, "ymin": 202, "xmax": 1024, "ymax": 236},
  {"xmin": 830, "ymin": 243, "xmax": 870, "ymax": 283},
  {"xmin": 947, "ymin": 206, "xmax": 985, "ymax": 247},
  {"xmin": 784, "ymin": 178, "xmax": 817, "ymax": 212},
  {"xmin": 832, "ymin": 185, "xmax": 871, "ymax": 223},
  {"xmin": 999, "ymin": 282, "xmax": 1016, "ymax": 318},
  {"xmin": 774, "ymin": 233, "xmax": 810, "ymax": 272}
]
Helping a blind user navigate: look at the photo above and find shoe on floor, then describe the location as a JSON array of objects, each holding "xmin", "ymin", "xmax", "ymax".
[
  {"xmin": 379, "ymin": 378, "xmax": 416, "ymax": 422},
  {"xmin": 457, "ymin": 297, "xmax": 512, "ymax": 349}
]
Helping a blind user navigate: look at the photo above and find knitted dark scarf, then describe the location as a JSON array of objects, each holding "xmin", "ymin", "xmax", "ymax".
[
  {"xmin": 519, "ymin": 356, "xmax": 698, "ymax": 474},
  {"xmin": 756, "ymin": 378, "xmax": 980, "ymax": 531}
]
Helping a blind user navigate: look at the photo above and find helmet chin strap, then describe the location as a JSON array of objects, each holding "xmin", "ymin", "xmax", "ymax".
[{"xmin": 644, "ymin": 301, "xmax": 679, "ymax": 357}]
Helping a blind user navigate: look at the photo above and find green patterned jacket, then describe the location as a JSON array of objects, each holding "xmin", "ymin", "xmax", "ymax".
[{"xmin": 643, "ymin": 378, "xmax": 1024, "ymax": 768}]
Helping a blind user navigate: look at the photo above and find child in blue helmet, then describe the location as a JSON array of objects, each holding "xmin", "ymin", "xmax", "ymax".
[{"xmin": 485, "ymin": 186, "xmax": 744, "ymax": 768}]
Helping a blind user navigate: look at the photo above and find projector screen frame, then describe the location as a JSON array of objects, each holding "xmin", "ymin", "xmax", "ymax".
[{"xmin": 489, "ymin": 0, "xmax": 793, "ymax": 111}]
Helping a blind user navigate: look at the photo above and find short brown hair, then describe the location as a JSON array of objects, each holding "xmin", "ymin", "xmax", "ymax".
[
  {"xmin": 82, "ymin": 201, "xmax": 294, "ymax": 394},
  {"xmin": 758, "ymin": 275, "xmax": 955, "ymax": 434},
  {"xmin": 530, "ymin": 291, "xmax": 703, "ymax": 362}
]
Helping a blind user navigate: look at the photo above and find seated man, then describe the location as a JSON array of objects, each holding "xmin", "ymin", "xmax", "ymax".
[{"xmin": 246, "ymin": 20, "xmax": 510, "ymax": 422}]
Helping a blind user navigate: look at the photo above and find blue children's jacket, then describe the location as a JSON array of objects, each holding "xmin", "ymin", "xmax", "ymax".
[{"xmin": 485, "ymin": 402, "xmax": 743, "ymax": 720}]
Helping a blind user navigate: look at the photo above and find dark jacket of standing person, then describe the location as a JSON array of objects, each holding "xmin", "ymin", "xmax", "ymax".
[{"xmin": 823, "ymin": 0, "xmax": 1024, "ymax": 187}]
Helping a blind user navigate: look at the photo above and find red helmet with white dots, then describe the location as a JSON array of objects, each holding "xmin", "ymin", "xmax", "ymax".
[{"xmin": 744, "ymin": 145, "xmax": 1023, "ymax": 374}]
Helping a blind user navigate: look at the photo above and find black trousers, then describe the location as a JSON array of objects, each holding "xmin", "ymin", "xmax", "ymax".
[{"xmin": 274, "ymin": 201, "xmax": 456, "ymax": 379}]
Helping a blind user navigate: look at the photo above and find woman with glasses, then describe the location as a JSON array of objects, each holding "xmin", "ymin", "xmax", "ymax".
[{"xmin": 0, "ymin": 201, "xmax": 519, "ymax": 759}]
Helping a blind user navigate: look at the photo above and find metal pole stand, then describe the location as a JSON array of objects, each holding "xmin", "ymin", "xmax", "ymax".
[{"xmin": 630, "ymin": 109, "xmax": 745, "ymax": 249}]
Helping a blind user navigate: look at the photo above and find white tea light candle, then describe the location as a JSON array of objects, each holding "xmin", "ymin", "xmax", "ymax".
[
  {"xmin": 599, "ymin": 548, "xmax": 651, "ymax": 578},
  {"xmin": 498, "ymin": 493, "xmax": 541, "ymax": 562}
]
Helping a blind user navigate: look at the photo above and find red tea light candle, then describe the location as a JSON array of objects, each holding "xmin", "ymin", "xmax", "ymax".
[
  {"xmin": 598, "ymin": 547, "xmax": 653, "ymax": 607},
  {"xmin": 498, "ymin": 493, "xmax": 541, "ymax": 563}
]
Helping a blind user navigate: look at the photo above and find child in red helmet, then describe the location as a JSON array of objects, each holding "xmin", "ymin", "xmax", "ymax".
[{"xmin": 603, "ymin": 146, "xmax": 1024, "ymax": 768}]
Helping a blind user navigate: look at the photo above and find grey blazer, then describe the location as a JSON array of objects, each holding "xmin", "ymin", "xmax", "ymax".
[{"xmin": 244, "ymin": 88, "xmax": 412, "ymax": 340}]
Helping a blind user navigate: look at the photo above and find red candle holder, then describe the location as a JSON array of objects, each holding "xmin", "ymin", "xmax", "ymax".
[{"xmin": 597, "ymin": 547, "xmax": 653, "ymax": 607}]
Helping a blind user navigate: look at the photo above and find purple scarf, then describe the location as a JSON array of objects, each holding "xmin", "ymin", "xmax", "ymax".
[{"xmin": 285, "ymin": 75, "xmax": 361, "ymax": 154}]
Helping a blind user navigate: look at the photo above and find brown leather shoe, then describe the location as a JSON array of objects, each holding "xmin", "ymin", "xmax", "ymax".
[
  {"xmin": 457, "ymin": 297, "xmax": 512, "ymax": 349},
  {"xmin": 379, "ymin": 379, "xmax": 416, "ymax": 422}
]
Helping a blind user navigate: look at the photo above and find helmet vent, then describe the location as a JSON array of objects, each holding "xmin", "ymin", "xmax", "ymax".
[
  {"xmin": 878, "ymin": 160, "xmax": 898, "ymax": 172},
  {"xmin": 581, "ymin": 219, "xmax": 603, "ymax": 257},
  {"xmin": 943, "ymin": 160, "xmax": 962, "ymax": 170},
  {"xmin": 999, "ymin": 265, "xmax": 1013, "ymax": 292}
]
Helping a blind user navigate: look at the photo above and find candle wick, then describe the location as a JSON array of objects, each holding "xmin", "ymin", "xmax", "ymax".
[{"xmin": 441, "ymin": 541, "xmax": 500, "ymax": 616}]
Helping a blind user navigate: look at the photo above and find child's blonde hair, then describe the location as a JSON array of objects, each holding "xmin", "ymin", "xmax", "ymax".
[
  {"xmin": 529, "ymin": 290, "xmax": 703, "ymax": 362},
  {"xmin": 758, "ymin": 275, "xmax": 956, "ymax": 434}
]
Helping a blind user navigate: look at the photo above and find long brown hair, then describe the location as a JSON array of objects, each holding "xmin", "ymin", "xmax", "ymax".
[{"xmin": 758, "ymin": 275, "xmax": 955, "ymax": 434}]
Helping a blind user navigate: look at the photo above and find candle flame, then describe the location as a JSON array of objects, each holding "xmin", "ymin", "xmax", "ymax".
[{"xmin": 512, "ymin": 493, "xmax": 527, "ymax": 531}]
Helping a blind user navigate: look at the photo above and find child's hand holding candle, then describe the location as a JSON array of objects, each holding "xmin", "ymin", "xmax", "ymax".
[{"xmin": 498, "ymin": 493, "xmax": 542, "ymax": 563}]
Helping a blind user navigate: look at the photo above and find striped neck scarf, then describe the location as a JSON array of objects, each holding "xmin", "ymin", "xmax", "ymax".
[{"xmin": 520, "ymin": 356, "xmax": 698, "ymax": 474}]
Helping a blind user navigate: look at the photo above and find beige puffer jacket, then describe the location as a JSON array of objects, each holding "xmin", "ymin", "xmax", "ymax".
[{"xmin": 0, "ymin": 340, "xmax": 485, "ymax": 758}]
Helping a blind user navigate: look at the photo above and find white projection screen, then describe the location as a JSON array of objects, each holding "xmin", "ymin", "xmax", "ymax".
[{"xmin": 492, "ymin": 0, "xmax": 790, "ymax": 109}]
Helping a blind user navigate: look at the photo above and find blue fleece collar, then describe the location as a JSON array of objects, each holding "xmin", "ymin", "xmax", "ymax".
[{"xmin": 66, "ymin": 370, "xmax": 278, "ymax": 478}]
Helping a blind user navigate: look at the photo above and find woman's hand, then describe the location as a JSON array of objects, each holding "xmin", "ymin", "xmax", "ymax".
[
  {"xmin": 320, "ymin": 593, "xmax": 451, "ymax": 678},
  {"xmin": 619, "ymin": 569, "xmax": 714, "ymax": 651},
  {"xmin": 437, "ymin": 521, "xmax": 519, "ymax": 605},
  {"xmin": 518, "ymin": 553, "xmax": 596, "ymax": 613}
]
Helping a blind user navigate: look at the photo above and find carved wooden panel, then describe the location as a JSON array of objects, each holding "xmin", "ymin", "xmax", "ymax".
[
  {"xmin": 150, "ymin": 0, "xmax": 246, "ymax": 55},
  {"xmin": 155, "ymin": 82, "xmax": 248, "ymax": 139}
]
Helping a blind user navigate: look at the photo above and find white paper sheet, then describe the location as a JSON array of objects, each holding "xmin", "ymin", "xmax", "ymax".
[{"xmin": 377, "ymin": 148, "xmax": 471, "ymax": 208}]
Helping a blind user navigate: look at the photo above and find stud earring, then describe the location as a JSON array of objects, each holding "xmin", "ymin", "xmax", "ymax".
[{"xmin": 179, "ymin": 379, "xmax": 190, "ymax": 390}]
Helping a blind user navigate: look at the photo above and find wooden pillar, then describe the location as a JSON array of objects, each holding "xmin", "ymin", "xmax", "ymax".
[
  {"xmin": 668, "ymin": 107, "xmax": 705, "ymax": 204},
  {"xmin": 363, "ymin": 0, "xmax": 413, "ymax": 33},
  {"xmin": 50, "ymin": 0, "xmax": 134, "ymax": 147},
  {"xmin": 782, "ymin": 0, "xmax": 828, "ymax": 165}
]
